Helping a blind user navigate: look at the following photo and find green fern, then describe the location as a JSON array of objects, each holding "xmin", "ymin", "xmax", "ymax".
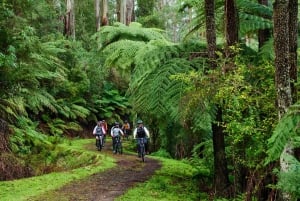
[
  {"xmin": 266, "ymin": 103, "xmax": 300, "ymax": 164},
  {"xmin": 94, "ymin": 22, "xmax": 166, "ymax": 49}
]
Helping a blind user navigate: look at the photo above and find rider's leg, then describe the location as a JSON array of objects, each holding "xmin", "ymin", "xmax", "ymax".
[{"xmin": 112, "ymin": 137, "xmax": 116, "ymax": 153}]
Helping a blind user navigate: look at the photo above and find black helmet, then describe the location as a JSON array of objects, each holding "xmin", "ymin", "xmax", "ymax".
[{"xmin": 137, "ymin": 120, "xmax": 143, "ymax": 124}]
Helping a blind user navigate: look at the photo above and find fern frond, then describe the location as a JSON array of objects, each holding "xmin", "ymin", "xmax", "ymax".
[
  {"xmin": 239, "ymin": 13, "xmax": 273, "ymax": 35},
  {"xmin": 0, "ymin": 96, "xmax": 27, "ymax": 123},
  {"xmin": 94, "ymin": 22, "xmax": 166, "ymax": 50},
  {"xmin": 102, "ymin": 40, "xmax": 145, "ymax": 70},
  {"xmin": 20, "ymin": 88, "xmax": 58, "ymax": 114},
  {"xmin": 266, "ymin": 103, "xmax": 300, "ymax": 163}
]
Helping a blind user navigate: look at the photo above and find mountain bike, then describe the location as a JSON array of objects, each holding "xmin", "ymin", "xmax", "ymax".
[
  {"xmin": 114, "ymin": 136, "xmax": 123, "ymax": 154},
  {"xmin": 137, "ymin": 138, "xmax": 146, "ymax": 162},
  {"xmin": 96, "ymin": 134, "xmax": 104, "ymax": 151}
]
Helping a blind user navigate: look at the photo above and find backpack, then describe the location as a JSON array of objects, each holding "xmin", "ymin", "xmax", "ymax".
[
  {"xmin": 96, "ymin": 126, "xmax": 103, "ymax": 135},
  {"xmin": 112, "ymin": 127, "xmax": 121, "ymax": 137},
  {"xmin": 136, "ymin": 127, "xmax": 146, "ymax": 138}
]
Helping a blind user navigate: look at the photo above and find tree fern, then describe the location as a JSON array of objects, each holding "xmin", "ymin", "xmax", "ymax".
[
  {"xmin": 94, "ymin": 22, "xmax": 166, "ymax": 49},
  {"xmin": 266, "ymin": 103, "xmax": 300, "ymax": 164}
]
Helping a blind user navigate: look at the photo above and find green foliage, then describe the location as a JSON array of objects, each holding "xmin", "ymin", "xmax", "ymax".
[
  {"xmin": 10, "ymin": 117, "xmax": 51, "ymax": 154},
  {"xmin": 0, "ymin": 139, "xmax": 115, "ymax": 201},
  {"xmin": 237, "ymin": 0, "xmax": 273, "ymax": 36},
  {"xmin": 266, "ymin": 103, "xmax": 300, "ymax": 163},
  {"xmin": 117, "ymin": 157, "xmax": 201, "ymax": 201},
  {"xmin": 277, "ymin": 156, "xmax": 300, "ymax": 199},
  {"xmin": 151, "ymin": 148, "xmax": 172, "ymax": 158},
  {"xmin": 95, "ymin": 22, "xmax": 166, "ymax": 49}
]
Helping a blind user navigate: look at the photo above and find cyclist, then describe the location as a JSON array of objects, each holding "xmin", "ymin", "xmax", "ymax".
[
  {"xmin": 121, "ymin": 120, "xmax": 131, "ymax": 140},
  {"xmin": 101, "ymin": 119, "xmax": 108, "ymax": 144},
  {"xmin": 110, "ymin": 122, "xmax": 124, "ymax": 153},
  {"xmin": 93, "ymin": 121, "xmax": 105, "ymax": 150},
  {"xmin": 133, "ymin": 120, "xmax": 150, "ymax": 157}
]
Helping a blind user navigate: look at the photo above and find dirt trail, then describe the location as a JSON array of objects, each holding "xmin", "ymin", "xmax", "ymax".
[{"xmin": 33, "ymin": 139, "xmax": 161, "ymax": 201}]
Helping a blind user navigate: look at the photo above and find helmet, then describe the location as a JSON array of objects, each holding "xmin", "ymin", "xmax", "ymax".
[
  {"xmin": 115, "ymin": 122, "xmax": 119, "ymax": 126},
  {"xmin": 137, "ymin": 120, "xmax": 143, "ymax": 124}
]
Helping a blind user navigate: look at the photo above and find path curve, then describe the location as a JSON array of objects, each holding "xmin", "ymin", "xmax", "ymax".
[{"xmin": 34, "ymin": 139, "xmax": 161, "ymax": 201}]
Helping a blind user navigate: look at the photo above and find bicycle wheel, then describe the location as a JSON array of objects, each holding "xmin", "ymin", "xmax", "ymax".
[
  {"xmin": 116, "ymin": 139, "xmax": 123, "ymax": 154},
  {"xmin": 140, "ymin": 143, "xmax": 145, "ymax": 162}
]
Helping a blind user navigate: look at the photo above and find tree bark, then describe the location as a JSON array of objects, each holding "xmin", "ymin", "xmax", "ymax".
[
  {"xmin": 258, "ymin": 0, "xmax": 271, "ymax": 49},
  {"xmin": 205, "ymin": 0, "xmax": 217, "ymax": 69},
  {"xmin": 212, "ymin": 107, "xmax": 230, "ymax": 197},
  {"xmin": 288, "ymin": 0, "xmax": 298, "ymax": 104},
  {"xmin": 64, "ymin": 0, "xmax": 75, "ymax": 39},
  {"xmin": 101, "ymin": 0, "xmax": 109, "ymax": 26},
  {"xmin": 95, "ymin": 0, "xmax": 101, "ymax": 31},
  {"xmin": 119, "ymin": 0, "xmax": 126, "ymax": 24},
  {"xmin": 273, "ymin": 0, "xmax": 293, "ymax": 200},
  {"xmin": 225, "ymin": 0, "xmax": 238, "ymax": 48},
  {"xmin": 125, "ymin": 0, "xmax": 134, "ymax": 25}
]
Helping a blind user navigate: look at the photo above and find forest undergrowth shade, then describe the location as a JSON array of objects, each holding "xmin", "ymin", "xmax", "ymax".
[{"xmin": 0, "ymin": 139, "xmax": 115, "ymax": 201}]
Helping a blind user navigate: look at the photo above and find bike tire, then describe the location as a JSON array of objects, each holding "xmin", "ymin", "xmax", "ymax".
[
  {"xmin": 117, "ymin": 141, "xmax": 123, "ymax": 154},
  {"xmin": 97, "ymin": 136, "xmax": 103, "ymax": 151},
  {"xmin": 140, "ymin": 145, "xmax": 145, "ymax": 162}
]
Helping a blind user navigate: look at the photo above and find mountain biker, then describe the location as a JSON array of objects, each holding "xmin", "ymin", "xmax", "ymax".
[
  {"xmin": 101, "ymin": 119, "xmax": 108, "ymax": 144},
  {"xmin": 93, "ymin": 121, "xmax": 105, "ymax": 149},
  {"xmin": 110, "ymin": 122, "xmax": 124, "ymax": 153},
  {"xmin": 133, "ymin": 120, "xmax": 150, "ymax": 157},
  {"xmin": 121, "ymin": 120, "xmax": 131, "ymax": 140}
]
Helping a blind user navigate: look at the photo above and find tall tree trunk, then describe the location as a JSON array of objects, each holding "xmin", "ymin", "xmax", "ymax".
[
  {"xmin": 204, "ymin": 2, "xmax": 230, "ymax": 195},
  {"xmin": 225, "ymin": 0, "xmax": 238, "ymax": 49},
  {"xmin": 125, "ymin": 0, "xmax": 134, "ymax": 25},
  {"xmin": 288, "ymin": 0, "xmax": 297, "ymax": 104},
  {"xmin": 119, "ymin": 0, "xmax": 126, "ymax": 24},
  {"xmin": 64, "ymin": 0, "xmax": 75, "ymax": 39},
  {"xmin": 212, "ymin": 107, "xmax": 230, "ymax": 197},
  {"xmin": 101, "ymin": 0, "xmax": 109, "ymax": 26},
  {"xmin": 273, "ymin": 0, "xmax": 294, "ymax": 200},
  {"xmin": 205, "ymin": 0, "xmax": 217, "ymax": 69},
  {"xmin": 258, "ymin": 0, "xmax": 271, "ymax": 49},
  {"xmin": 95, "ymin": 0, "xmax": 100, "ymax": 31}
]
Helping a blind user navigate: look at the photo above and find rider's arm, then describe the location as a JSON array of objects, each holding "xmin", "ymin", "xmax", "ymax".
[
  {"xmin": 110, "ymin": 127, "xmax": 114, "ymax": 137},
  {"xmin": 144, "ymin": 127, "xmax": 150, "ymax": 138},
  {"xmin": 119, "ymin": 128, "xmax": 124, "ymax": 136},
  {"xmin": 133, "ymin": 128, "xmax": 137, "ymax": 139}
]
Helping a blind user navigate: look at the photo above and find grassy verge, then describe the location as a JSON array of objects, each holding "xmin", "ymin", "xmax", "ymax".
[
  {"xmin": 116, "ymin": 156, "xmax": 208, "ymax": 201},
  {"xmin": 0, "ymin": 139, "xmax": 115, "ymax": 201}
]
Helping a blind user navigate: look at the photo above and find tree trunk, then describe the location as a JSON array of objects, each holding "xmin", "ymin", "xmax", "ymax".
[
  {"xmin": 101, "ymin": 0, "xmax": 109, "ymax": 26},
  {"xmin": 95, "ymin": 0, "xmax": 100, "ymax": 31},
  {"xmin": 273, "ymin": 0, "xmax": 293, "ymax": 200},
  {"xmin": 258, "ymin": 0, "xmax": 271, "ymax": 49},
  {"xmin": 225, "ymin": 0, "xmax": 238, "ymax": 49},
  {"xmin": 125, "ymin": 0, "xmax": 134, "ymax": 25},
  {"xmin": 212, "ymin": 107, "xmax": 231, "ymax": 197},
  {"xmin": 119, "ymin": 0, "xmax": 126, "ymax": 24},
  {"xmin": 288, "ymin": 0, "xmax": 297, "ymax": 104},
  {"xmin": 0, "ymin": 119, "xmax": 9, "ymax": 153},
  {"xmin": 205, "ymin": 0, "xmax": 231, "ymax": 197},
  {"xmin": 64, "ymin": 0, "xmax": 75, "ymax": 39},
  {"xmin": 205, "ymin": 0, "xmax": 217, "ymax": 69}
]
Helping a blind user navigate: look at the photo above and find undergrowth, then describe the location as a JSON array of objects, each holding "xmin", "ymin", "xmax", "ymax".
[
  {"xmin": 0, "ymin": 139, "xmax": 115, "ymax": 201},
  {"xmin": 116, "ymin": 157, "xmax": 209, "ymax": 201}
]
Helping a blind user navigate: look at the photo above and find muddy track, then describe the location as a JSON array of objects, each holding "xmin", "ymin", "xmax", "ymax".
[{"xmin": 33, "ymin": 139, "xmax": 162, "ymax": 201}]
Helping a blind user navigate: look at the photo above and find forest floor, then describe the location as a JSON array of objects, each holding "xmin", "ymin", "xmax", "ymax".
[{"xmin": 34, "ymin": 138, "xmax": 162, "ymax": 201}]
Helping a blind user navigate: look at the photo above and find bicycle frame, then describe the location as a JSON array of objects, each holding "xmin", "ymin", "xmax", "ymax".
[
  {"xmin": 114, "ymin": 136, "xmax": 123, "ymax": 154},
  {"xmin": 137, "ymin": 138, "xmax": 146, "ymax": 162},
  {"xmin": 96, "ymin": 135, "xmax": 104, "ymax": 151}
]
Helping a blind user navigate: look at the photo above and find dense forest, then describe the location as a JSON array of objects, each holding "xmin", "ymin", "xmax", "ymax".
[{"xmin": 0, "ymin": 0, "xmax": 299, "ymax": 200}]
